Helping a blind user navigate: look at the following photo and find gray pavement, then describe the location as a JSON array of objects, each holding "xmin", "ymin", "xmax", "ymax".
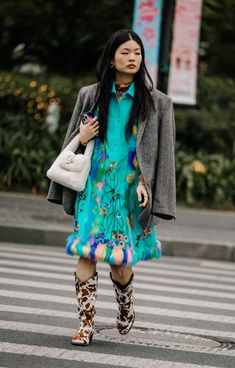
[
  {"xmin": 0, "ymin": 191, "xmax": 235, "ymax": 261},
  {"xmin": 0, "ymin": 242, "xmax": 235, "ymax": 367}
]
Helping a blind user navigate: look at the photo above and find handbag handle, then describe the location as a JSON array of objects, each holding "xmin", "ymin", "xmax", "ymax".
[{"xmin": 62, "ymin": 133, "xmax": 95, "ymax": 159}]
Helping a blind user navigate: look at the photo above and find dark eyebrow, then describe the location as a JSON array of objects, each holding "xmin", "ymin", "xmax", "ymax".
[{"xmin": 122, "ymin": 48, "xmax": 141, "ymax": 51}]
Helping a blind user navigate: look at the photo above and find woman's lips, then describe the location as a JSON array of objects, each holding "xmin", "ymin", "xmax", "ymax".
[{"xmin": 127, "ymin": 65, "xmax": 136, "ymax": 68}]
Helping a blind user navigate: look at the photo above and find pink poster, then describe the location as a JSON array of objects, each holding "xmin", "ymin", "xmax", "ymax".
[
  {"xmin": 167, "ymin": 0, "xmax": 202, "ymax": 105},
  {"xmin": 133, "ymin": 0, "xmax": 163, "ymax": 85}
]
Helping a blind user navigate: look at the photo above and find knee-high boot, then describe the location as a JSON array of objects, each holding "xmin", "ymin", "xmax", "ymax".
[
  {"xmin": 110, "ymin": 272, "xmax": 135, "ymax": 335},
  {"xmin": 72, "ymin": 271, "xmax": 98, "ymax": 346}
]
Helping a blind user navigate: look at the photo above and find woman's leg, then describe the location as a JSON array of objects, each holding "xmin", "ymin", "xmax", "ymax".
[
  {"xmin": 109, "ymin": 264, "xmax": 133, "ymax": 286},
  {"xmin": 109, "ymin": 264, "xmax": 135, "ymax": 335},
  {"xmin": 76, "ymin": 256, "xmax": 97, "ymax": 281},
  {"xmin": 72, "ymin": 257, "xmax": 98, "ymax": 346}
]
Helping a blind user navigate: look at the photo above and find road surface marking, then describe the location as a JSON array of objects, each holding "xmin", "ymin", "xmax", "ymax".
[
  {"xmin": 0, "ymin": 266, "xmax": 235, "ymax": 300},
  {"xmin": 0, "ymin": 276, "xmax": 234, "ymax": 311},
  {"xmin": 0, "ymin": 342, "xmax": 227, "ymax": 368},
  {"xmin": 1, "ymin": 304, "xmax": 235, "ymax": 340},
  {"xmin": 0, "ymin": 259, "xmax": 234, "ymax": 291},
  {"xmin": 0, "ymin": 289, "xmax": 235, "ymax": 324},
  {"xmin": 1, "ymin": 320, "xmax": 235, "ymax": 356}
]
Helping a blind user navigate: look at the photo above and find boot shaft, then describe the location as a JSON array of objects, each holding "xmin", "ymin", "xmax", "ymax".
[{"xmin": 72, "ymin": 271, "xmax": 98, "ymax": 346}]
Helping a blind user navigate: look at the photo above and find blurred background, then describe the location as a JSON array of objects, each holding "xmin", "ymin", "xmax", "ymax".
[{"xmin": 0, "ymin": 0, "xmax": 234, "ymax": 210}]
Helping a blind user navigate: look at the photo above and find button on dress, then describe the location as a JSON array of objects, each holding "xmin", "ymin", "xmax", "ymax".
[{"xmin": 65, "ymin": 81, "xmax": 161, "ymax": 266}]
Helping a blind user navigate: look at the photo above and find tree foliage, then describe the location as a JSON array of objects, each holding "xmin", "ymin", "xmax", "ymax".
[
  {"xmin": 0, "ymin": 0, "xmax": 133, "ymax": 74},
  {"xmin": 201, "ymin": 0, "xmax": 235, "ymax": 77}
]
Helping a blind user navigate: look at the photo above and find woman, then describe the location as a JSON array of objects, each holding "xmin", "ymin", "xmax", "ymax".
[{"xmin": 47, "ymin": 29, "xmax": 176, "ymax": 346}]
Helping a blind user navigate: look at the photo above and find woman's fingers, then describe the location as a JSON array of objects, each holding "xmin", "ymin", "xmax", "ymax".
[
  {"xmin": 89, "ymin": 119, "xmax": 99, "ymax": 136},
  {"xmin": 136, "ymin": 187, "xmax": 142, "ymax": 202},
  {"xmin": 92, "ymin": 125, "xmax": 99, "ymax": 131},
  {"xmin": 141, "ymin": 194, "xmax": 148, "ymax": 207},
  {"xmin": 136, "ymin": 185, "xmax": 148, "ymax": 207},
  {"xmin": 92, "ymin": 126, "xmax": 99, "ymax": 136},
  {"xmin": 80, "ymin": 119, "xmax": 100, "ymax": 140},
  {"xmin": 88, "ymin": 117, "xmax": 98, "ymax": 125}
]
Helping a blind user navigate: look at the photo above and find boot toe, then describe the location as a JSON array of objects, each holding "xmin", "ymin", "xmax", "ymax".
[
  {"xmin": 71, "ymin": 330, "xmax": 93, "ymax": 346},
  {"xmin": 117, "ymin": 312, "xmax": 135, "ymax": 335}
]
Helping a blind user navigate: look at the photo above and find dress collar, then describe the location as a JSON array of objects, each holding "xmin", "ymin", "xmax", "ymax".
[{"xmin": 111, "ymin": 80, "xmax": 135, "ymax": 98}]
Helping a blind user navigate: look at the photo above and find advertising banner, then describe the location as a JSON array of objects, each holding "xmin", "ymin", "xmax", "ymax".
[
  {"xmin": 133, "ymin": 0, "xmax": 163, "ymax": 85},
  {"xmin": 167, "ymin": 0, "xmax": 202, "ymax": 105}
]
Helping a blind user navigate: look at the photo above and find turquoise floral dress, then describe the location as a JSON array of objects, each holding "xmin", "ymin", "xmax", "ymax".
[{"xmin": 65, "ymin": 81, "xmax": 161, "ymax": 266}]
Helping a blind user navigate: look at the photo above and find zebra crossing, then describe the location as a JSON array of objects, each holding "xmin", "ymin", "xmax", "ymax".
[{"xmin": 0, "ymin": 242, "xmax": 235, "ymax": 368}]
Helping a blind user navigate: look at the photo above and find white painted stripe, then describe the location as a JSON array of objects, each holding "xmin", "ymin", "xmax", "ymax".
[
  {"xmin": 1, "ymin": 251, "xmax": 235, "ymax": 282},
  {"xmin": 1, "ymin": 320, "xmax": 234, "ymax": 357},
  {"xmin": 0, "ymin": 259, "xmax": 234, "ymax": 291},
  {"xmin": 0, "ymin": 342, "xmax": 226, "ymax": 368},
  {"xmin": 1, "ymin": 242, "xmax": 235, "ymax": 279},
  {"xmin": 1, "ymin": 244, "xmax": 235, "ymax": 276},
  {"xmin": 1, "ymin": 266, "xmax": 235, "ymax": 300},
  {"xmin": 1, "ymin": 276, "xmax": 235, "ymax": 311},
  {"xmin": 201, "ymin": 260, "xmax": 235, "ymax": 271},
  {"xmin": 1, "ymin": 304, "xmax": 235, "ymax": 341},
  {"xmin": 1, "ymin": 289, "xmax": 234, "ymax": 324}
]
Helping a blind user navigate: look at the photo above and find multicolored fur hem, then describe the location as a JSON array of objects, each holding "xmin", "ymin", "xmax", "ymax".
[{"xmin": 65, "ymin": 236, "xmax": 161, "ymax": 266}]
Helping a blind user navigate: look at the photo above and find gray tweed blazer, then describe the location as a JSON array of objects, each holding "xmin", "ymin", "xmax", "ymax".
[{"xmin": 47, "ymin": 83, "xmax": 176, "ymax": 226}]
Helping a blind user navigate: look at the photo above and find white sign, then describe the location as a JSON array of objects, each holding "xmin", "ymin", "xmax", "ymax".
[{"xmin": 168, "ymin": 0, "xmax": 202, "ymax": 105}]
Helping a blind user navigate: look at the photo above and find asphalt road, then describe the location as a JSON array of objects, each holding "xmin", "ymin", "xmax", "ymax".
[{"xmin": 0, "ymin": 242, "xmax": 235, "ymax": 368}]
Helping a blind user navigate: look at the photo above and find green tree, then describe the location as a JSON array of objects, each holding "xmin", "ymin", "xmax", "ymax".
[
  {"xmin": 0, "ymin": 0, "xmax": 133, "ymax": 74},
  {"xmin": 201, "ymin": 0, "xmax": 235, "ymax": 77}
]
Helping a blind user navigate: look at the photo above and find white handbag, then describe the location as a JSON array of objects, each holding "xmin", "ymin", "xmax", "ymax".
[{"xmin": 46, "ymin": 134, "xmax": 95, "ymax": 192}]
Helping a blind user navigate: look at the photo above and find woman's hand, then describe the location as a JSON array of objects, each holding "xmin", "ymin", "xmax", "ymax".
[
  {"xmin": 79, "ymin": 117, "xmax": 99, "ymax": 143},
  {"xmin": 136, "ymin": 183, "xmax": 149, "ymax": 208}
]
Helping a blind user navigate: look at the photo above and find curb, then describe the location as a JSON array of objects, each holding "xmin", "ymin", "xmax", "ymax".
[
  {"xmin": 161, "ymin": 239, "xmax": 235, "ymax": 262},
  {"xmin": 1, "ymin": 224, "xmax": 235, "ymax": 262}
]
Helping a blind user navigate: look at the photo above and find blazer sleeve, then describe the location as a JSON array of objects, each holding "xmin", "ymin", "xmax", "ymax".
[
  {"xmin": 47, "ymin": 87, "xmax": 85, "ymax": 204},
  {"xmin": 151, "ymin": 97, "xmax": 176, "ymax": 220}
]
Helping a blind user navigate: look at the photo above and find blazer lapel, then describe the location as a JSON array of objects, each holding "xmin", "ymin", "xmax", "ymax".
[{"xmin": 90, "ymin": 84, "xmax": 99, "ymax": 113}]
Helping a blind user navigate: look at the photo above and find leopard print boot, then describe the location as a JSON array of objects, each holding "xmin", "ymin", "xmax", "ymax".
[
  {"xmin": 110, "ymin": 272, "xmax": 135, "ymax": 335},
  {"xmin": 72, "ymin": 272, "xmax": 98, "ymax": 346}
]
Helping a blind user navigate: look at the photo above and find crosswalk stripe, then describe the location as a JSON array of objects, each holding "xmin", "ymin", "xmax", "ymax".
[
  {"xmin": 1, "ymin": 251, "xmax": 235, "ymax": 282},
  {"xmin": 200, "ymin": 260, "xmax": 235, "ymax": 271},
  {"xmin": 1, "ymin": 304, "xmax": 235, "ymax": 341},
  {"xmin": 1, "ymin": 289, "xmax": 234, "ymax": 324},
  {"xmin": 1, "ymin": 320, "xmax": 234, "ymax": 357},
  {"xmin": 0, "ymin": 276, "xmax": 235, "ymax": 311},
  {"xmin": 0, "ymin": 342, "xmax": 226, "ymax": 368},
  {"xmin": 1, "ymin": 243, "xmax": 235, "ymax": 276},
  {"xmin": 1, "ymin": 265, "xmax": 235, "ymax": 300},
  {"xmin": 0, "ymin": 259, "xmax": 234, "ymax": 291}
]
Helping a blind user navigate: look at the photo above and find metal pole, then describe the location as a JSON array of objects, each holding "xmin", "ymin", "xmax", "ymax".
[{"xmin": 157, "ymin": 0, "xmax": 175, "ymax": 93}]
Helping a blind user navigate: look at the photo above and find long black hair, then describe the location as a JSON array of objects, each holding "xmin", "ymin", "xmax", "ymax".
[{"xmin": 95, "ymin": 29, "xmax": 154, "ymax": 142}]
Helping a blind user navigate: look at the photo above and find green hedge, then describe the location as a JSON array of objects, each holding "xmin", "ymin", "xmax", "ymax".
[
  {"xmin": 175, "ymin": 77, "xmax": 235, "ymax": 157},
  {"xmin": 0, "ymin": 112, "xmax": 57, "ymax": 193},
  {"xmin": 0, "ymin": 71, "xmax": 95, "ymax": 193},
  {"xmin": 0, "ymin": 72, "xmax": 95, "ymax": 130},
  {"xmin": 176, "ymin": 146, "xmax": 235, "ymax": 209},
  {"xmin": 174, "ymin": 76, "xmax": 235, "ymax": 208}
]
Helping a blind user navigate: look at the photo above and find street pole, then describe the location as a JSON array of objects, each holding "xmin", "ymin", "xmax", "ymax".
[{"xmin": 157, "ymin": 0, "xmax": 175, "ymax": 93}]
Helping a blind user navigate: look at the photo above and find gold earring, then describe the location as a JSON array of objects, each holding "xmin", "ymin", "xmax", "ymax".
[{"xmin": 110, "ymin": 61, "xmax": 115, "ymax": 69}]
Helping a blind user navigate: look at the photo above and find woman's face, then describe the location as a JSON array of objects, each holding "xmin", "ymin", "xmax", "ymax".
[{"xmin": 113, "ymin": 40, "xmax": 142, "ymax": 77}]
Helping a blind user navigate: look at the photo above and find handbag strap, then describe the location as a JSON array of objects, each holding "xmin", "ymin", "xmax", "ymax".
[
  {"xmin": 83, "ymin": 138, "xmax": 95, "ymax": 158},
  {"xmin": 63, "ymin": 133, "xmax": 95, "ymax": 159}
]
